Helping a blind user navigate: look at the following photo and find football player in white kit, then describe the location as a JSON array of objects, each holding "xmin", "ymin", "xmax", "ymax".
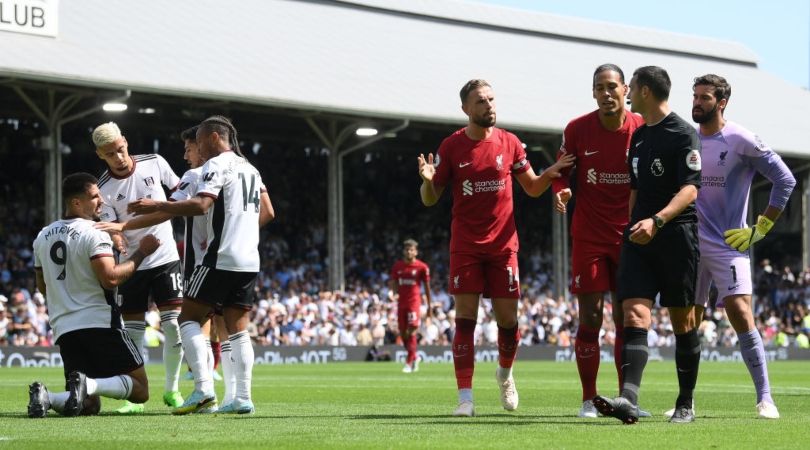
[
  {"xmin": 28, "ymin": 172, "xmax": 159, "ymax": 418},
  {"xmin": 128, "ymin": 116, "xmax": 270, "ymax": 415},
  {"xmin": 98, "ymin": 122, "xmax": 273, "ymax": 410},
  {"xmin": 93, "ymin": 122, "xmax": 186, "ymax": 413}
]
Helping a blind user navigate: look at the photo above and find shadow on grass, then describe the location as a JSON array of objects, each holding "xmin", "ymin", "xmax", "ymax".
[
  {"xmin": 0, "ymin": 411, "xmax": 180, "ymax": 419},
  {"xmin": 347, "ymin": 413, "xmax": 634, "ymax": 426}
]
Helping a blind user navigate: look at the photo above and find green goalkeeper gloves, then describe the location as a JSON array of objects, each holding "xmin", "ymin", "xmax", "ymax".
[{"xmin": 724, "ymin": 215, "xmax": 774, "ymax": 252}]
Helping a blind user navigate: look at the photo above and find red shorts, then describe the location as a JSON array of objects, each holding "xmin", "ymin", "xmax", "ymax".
[
  {"xmin": 398, "ymin": 305, "xmax": 420, "ymax": 331},
  {"xmin": 449, "ymin": 251, "xmax": 520, "ymax": 299},
  {"xmin": 570, "ymin": 240, "xmax": 620, "ymax": 294}
]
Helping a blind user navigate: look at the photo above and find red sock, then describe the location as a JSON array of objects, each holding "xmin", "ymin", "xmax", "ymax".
[
  {"xmin": 614, "ymin": 324, "xmax": 624, "ymax": 392},
  {"xmin": 575, "ymin": 323, "xmax": 601, "ymax": 401},
  {"xmin": 453, "ymin": 318, "xmax": 476, "ymax": 389},
  {"xmin": 405, "ymin": 334, "xmax": 418, "ymax": 364},
  {"xmin": 497, "ymin": 325, "xmax": 520, "ymax": 369},
  {"xmin": 211, "ymin": 341, "xmax": 221, "ymax": 370}
]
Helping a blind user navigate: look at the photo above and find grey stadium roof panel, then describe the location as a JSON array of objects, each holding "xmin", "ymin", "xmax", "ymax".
[{"xmin": 0, "ymin": 0, "xmax": 808, "ymax": 156}]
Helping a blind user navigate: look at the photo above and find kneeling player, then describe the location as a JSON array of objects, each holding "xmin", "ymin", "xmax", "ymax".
[{"xmin": 28, "ymin": 173, "xmax": 158, "ymax": 417}]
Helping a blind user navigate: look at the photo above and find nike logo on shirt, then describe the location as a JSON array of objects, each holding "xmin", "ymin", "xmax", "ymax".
[
  {"xmin": 584, "ymin": 150, "xmax": 599, "ymax": 156},
  {"xmin": 635, "ymin": 140, "xmax": 644, "ymax": 147},
  {"xmin": 459, "ymin": 162, "xmax": 472, "ymax": 168}
]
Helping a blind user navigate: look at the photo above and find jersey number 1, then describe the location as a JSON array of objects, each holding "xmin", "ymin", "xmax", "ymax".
[
  {"xmin": 50, "ymin": 241, "xmax": 67, "ymax": 280},
  {"xmin": 239, "ymin": 173, "xmax": 260, "ymax": 213}
]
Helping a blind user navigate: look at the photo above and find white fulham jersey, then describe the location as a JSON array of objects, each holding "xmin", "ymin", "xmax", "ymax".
[
  {"xmin": 197, "ymin": 151, "xmax": 264, "ymax": 272},
  {"xmin": 33, "ymin": 218, "xmax": 120, "ymax": 341},
  {"xmin": 171, "ymin": 167, "xmax": 208, "ymax": 278},
  {"xmin": 98, "ymin": 154, "xmax": 180, "ymax": 270}
]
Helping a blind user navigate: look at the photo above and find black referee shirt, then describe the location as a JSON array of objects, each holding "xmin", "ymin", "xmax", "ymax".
[{"xmin": 628, "ymin": 112, "xmax": 702, "ymax": 225}]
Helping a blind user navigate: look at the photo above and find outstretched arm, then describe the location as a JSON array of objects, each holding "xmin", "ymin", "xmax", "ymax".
[
  {"xmin": 516, "ymin": 153, "xmax": 576, "ymax": 197},
  {"xmin": 96, "ymin": 211, "xmax": 175, "ymax": 233},
  {"xmin": 128, "ymin": 196, "xmax": 214, "ymax": 217}
]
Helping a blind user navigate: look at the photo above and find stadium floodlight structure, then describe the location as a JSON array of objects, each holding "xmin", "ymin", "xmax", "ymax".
[
  {"xmin": 306, "ymin": 116, "xmax": 409, "ymax": 291},
  {"xmin": 6, "ymin": 82, "xmax": 130, "ymax": 224}
]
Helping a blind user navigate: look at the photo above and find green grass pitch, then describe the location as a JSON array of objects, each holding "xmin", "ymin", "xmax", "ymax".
[{"xmin": 0, "ymin": 360, "xmax": 807, "ymax": 449}]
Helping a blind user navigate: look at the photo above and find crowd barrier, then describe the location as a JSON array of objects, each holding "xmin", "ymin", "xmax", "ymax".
[{"xmin": 0, "ymin": 345, "xmax": 808, "ymax": 368}]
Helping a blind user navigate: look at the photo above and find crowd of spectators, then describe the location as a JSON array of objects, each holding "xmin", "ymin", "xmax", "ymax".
[{"xmin": 2, "ymin": 127, "xmax": 809, "ymax": 351}]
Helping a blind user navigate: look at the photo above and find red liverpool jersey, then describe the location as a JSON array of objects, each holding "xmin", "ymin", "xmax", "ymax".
[
  {"xmin": 552, "ymin": 110, "xmax": 644, "ymax": 245},
  {"xmin": 433, "ymin": 128, "xmax": 531, "ymax": 254},
  {"xmin": 390, "ymin": 259, "xmax": 430, "ymax": 308}
]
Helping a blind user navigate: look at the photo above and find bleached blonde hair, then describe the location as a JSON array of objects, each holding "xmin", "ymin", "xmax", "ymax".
[{"xmin": 92, "ymin": 122, "xmax": 123, "ymax": 148}]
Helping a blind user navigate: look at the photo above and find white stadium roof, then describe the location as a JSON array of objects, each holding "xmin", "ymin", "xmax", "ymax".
[{"xmin": 1, "ymin": 0, "xmax": 809, "ymax": 156}]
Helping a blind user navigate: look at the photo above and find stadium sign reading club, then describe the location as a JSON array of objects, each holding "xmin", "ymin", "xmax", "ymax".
[{"xmin": 0, "ymin": 0, "xmax": 58, "ymax": 37}]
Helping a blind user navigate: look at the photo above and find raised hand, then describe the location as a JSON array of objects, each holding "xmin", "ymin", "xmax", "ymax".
[{"xmin": 418, "ymin": 153, "xmax": 436, "ymax": 182}]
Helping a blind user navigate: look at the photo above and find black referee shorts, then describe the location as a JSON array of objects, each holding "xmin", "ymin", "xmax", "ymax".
[{"xmin": 616, "ymin": 222, "xmax": 699, "ymax": 308}]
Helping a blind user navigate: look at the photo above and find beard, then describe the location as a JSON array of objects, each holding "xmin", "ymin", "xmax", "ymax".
[
  {"xmin": 692, "ymin": 104, "xmax": 718, "ymax": 124},
  {"xmin": 472, "ymin": 114, "xmax": 496, "ymax": 128}
]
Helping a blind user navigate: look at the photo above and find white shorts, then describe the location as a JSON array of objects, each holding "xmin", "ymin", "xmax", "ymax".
[{"xmin": 695, "ymin": 251, "xmax": 752, "ymax": 308}]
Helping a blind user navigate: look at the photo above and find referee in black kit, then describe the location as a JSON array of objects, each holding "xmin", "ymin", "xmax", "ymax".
[{"xmin": 593, "ymin": 66, "xmax": 702, "ymax": 425}]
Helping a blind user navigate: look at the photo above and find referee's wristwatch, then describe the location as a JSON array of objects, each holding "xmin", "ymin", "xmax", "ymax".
[{"xmin": 652, "ymin": 214, "xmax": 665, "ymax": 229}]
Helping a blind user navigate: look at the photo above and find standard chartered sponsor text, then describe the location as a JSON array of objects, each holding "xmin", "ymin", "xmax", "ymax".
[
  {"xmin": 702, "ymin": 175, "xmax": 726, "ymax": 187},
  {"xmin": 598, "ymin": 173, "xmax": 630, "ymax": 184},
  {"xmin": 474, "ymin": 179, "xmax": 506, "ymax": 192}
]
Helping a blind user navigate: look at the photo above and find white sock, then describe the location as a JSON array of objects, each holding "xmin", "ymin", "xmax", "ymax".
[
  {"xmin": 179, "ymin": 321, "xmax": 213, "ymax": 394},
  {"xmin": 458, "ymin": 388, "xmax": 473, "ymax": 403},
  {"xmin": 229, "ymin": 331, "xmax": 254, "ymax": 402},
  {"xmin": 221, "ymin": 341, "xmax": 235, "ymax": 404},
  {"xmin": 160, "ymin": 310, "xmax": 183, "ymax": 392},
  {"xmin": 89, "ymin": 375, "xmax": 133, "ymax": 400},
  {"xmin": 48, "ymin": 391, "xmax": 70, "ymax": 413},
  {"xmin": 124, "ymin": 320, "xmax": 146, "ymax": 360},
  {"xmin": 206, "ymin": 338, "xmax": 215, "ymax": 376},
  {"xmin": 497, "ymin": 366, "xmax": 513, "ymax": 381}
]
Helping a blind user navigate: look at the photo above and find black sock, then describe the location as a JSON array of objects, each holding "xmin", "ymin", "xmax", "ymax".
[
  {"xmin": 620, "ymin": 327, "xmax": 648, "ymax": 406},
  {"xmin": 674, "ymin": 328, "xmax": 701, "ymax": 408}
]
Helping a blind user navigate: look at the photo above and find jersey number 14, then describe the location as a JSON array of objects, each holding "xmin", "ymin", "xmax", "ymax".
[{"xmin": 239, "ymin": 173, "xmax": 260, "ymax": 213}]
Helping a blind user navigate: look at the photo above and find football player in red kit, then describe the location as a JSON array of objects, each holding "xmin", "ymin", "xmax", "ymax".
[
  {"xmin": 552, "ymin": 64, "xmax": 651, "ymax": 419},
  {"xmin": 418, "ymin": 79, "xmax": 574, "ymax": 417},
  {"xmin": 389, "ymin": 239, "xmax": 432, "ymax": 373}
]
